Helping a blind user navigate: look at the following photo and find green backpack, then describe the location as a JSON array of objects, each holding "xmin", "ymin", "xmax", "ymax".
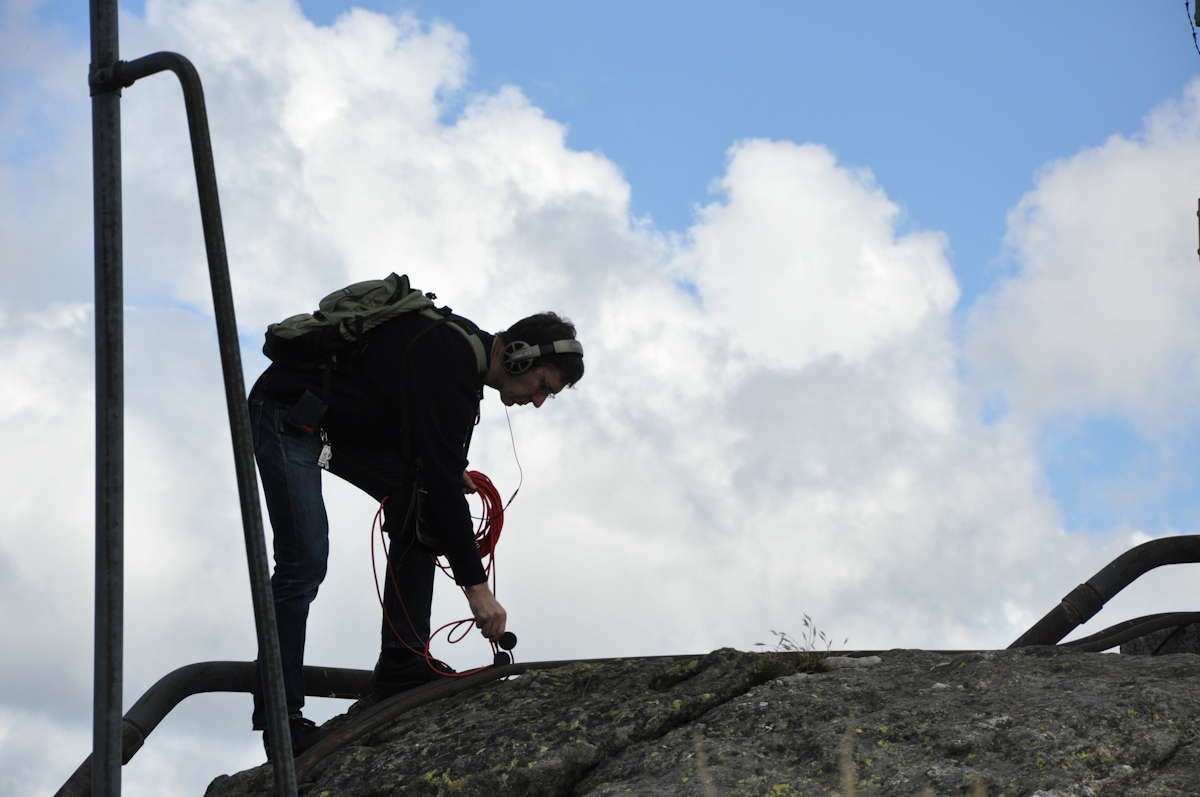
[{"xmin": 262, "ymin": 273, "xmax": 487, "ymax": 375}]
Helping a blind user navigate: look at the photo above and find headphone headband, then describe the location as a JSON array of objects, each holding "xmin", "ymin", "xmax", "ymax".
[{"xmin": 501, "ymin": 339, "xmax": 584, "ymax": 374}]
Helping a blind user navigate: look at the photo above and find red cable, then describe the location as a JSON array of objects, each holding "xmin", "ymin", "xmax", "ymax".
[{"xmin": 370, "ymin": 471, "xmax": 511, "ymax": 679}]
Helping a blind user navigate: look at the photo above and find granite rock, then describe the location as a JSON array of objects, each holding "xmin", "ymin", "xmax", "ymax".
[{"xmin": 205, "ymin": 647, "xmax": 1200, "ymax": 796}]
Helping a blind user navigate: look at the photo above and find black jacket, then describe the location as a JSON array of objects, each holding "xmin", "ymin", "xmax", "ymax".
[{"xmin": 251, "ymin": 312, "xmax": 493, "ymax": 586}]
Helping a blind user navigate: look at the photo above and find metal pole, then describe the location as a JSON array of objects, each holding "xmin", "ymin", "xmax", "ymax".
[
  {"xmin": 113, "ymin": 52, "xmax": 298, "ymax": 795},
  {"xmin": 89, "ymin": 0, "xmax": 123, "ymax": 793},
  {"xmin": 86, "ymin": 11, "xmax": 296, "ymax": 788}
]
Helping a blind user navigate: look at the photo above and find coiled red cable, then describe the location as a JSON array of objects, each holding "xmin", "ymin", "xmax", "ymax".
[{"xmin": 370, "ymin": 470, "xmax": 509, "ymax": 678}]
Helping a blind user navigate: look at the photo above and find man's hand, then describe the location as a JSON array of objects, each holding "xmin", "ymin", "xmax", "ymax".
[
  {"xmin": 464, "ymin": 582, "xmax": 506, "ymax": 640},
  {"xmin": 462, "ymin": 471, "xmax": 477, "ymax": 494}
]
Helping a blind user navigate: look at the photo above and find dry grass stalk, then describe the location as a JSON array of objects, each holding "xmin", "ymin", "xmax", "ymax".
[
  {"xmin": 836, "ymin": 734, "xmax": 986, "ymax": 797},
  {"xmin": 692, "ymin": 727, "xmax": 718, "ymax": 797},
  {"xmin": 838, "ymin": 730, "xmax": 858, "ymax": 796}
]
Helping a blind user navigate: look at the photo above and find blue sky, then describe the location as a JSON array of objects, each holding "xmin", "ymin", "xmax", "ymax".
[
  {"xmin": 7, "ymin": 2, "xmax": 1200, "ymax": 792},
  {"xmin": 432, "ymin": 1, "xmax": 1198, "ymax": 304}
]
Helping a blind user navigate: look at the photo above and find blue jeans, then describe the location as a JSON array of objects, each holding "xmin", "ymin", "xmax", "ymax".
[{"xmin": 250, "ymin": 397, "xmax": 435, "ymax": 729}]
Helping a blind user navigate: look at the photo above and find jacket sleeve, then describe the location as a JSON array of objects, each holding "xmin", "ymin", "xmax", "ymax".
[{"xmin": 396, "ymin": 327, "xmax": 488, "ymax": 587}]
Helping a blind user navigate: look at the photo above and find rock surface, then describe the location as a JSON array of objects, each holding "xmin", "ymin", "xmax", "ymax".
[{"xmin": 205, "ymin": 647, "xmax": 1200, "ymax": 796}]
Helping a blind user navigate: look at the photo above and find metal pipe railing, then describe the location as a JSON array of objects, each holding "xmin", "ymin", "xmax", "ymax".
[
  {"xmin": 105, "ymin": 51, "xmax": 298, "ymax": 794},
  {"xmin": 57, "ymin": 662, "xmax": 371, "ymax": 797},
  {"xmin": 1009, "ymin": 535, "xmax": 1200, "ymax": 648},
  {"xmin": 88, "ymin": 1, "xmax": 124, "ymax": 794},
  {"xmin": 87, "ymin": 5, "xmax": 296, "ymax": 791},
  {"xmin": 1057, "ymin": 611, "xmax": 1200, "ymax": 653}
]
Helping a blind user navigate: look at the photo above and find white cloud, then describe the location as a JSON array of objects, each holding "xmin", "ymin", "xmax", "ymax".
[
  {"xmin": 0, "ymin": 706, "xmax": 93, "ymax": 796},
  {"xmin": 3, "ymin": 1, "xmax": 1187, "ymax": 794},
  {"xmin": 967, "ymin": 77, "xmax": 1200, "ymax": 431},
  {"xmin": 683, "ymin": 139, "xmax": 960, "ymax": 370},
  {"xmin": 115, "ymin": 0, "xmax": 634, "ymax": 327}
]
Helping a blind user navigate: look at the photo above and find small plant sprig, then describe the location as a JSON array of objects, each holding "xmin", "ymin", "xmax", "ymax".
[{"xmin": 755, "ymin": 613, "xmax": 847, "ymax": 655}]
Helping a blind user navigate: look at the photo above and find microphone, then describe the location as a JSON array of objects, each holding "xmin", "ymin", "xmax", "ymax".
[{"xmin": 493, "ymin": 631, "xmax": 518, "ymax": 666}]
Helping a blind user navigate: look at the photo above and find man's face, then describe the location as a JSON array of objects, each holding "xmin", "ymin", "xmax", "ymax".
[{"xmin": 499, "ymin": 366, "xmax": 565, "ymax": 408}]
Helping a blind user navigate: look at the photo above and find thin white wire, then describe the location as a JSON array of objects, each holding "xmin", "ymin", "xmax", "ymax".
[{"xmin": 502, "ymin": 405, "xmax": 524, "ymax": 510}]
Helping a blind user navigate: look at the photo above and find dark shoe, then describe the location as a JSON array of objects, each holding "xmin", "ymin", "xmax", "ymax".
[
  {"xmin": 262, "ymin": 715, "xmax": 321, "ymax": 759},
  {"xmin": 369, "ymin": 647, "xmax": 456, "ymax": 699}
]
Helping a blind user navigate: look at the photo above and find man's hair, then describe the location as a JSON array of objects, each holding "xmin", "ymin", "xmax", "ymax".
[{"xmin": 500, "ymin": 312, "xmax": 584, "ymax": 386}]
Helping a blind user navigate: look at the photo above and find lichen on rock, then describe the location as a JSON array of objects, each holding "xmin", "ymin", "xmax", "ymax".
[{"xmin": 205, "ymin": 647, "xmax": 1200, "ymax": 796}]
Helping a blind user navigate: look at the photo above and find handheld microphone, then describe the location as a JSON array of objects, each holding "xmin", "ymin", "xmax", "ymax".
[{"xmin": 493, "ymin": 631, "xmax": 518, "ymax": 666}]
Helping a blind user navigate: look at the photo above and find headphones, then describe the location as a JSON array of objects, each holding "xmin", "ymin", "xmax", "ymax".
[{"xmin": 501, "ymin": 339, "xmax": 584, "ymax": 375}]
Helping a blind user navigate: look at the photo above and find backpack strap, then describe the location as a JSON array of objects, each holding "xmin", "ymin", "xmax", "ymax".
[
  {"xmin": 396, "ymin": 310, "xmax": 488, "ymax": 474},
  {"xmin": 417, "ymin": 308, "xmax": 488, "ymax": 377}
]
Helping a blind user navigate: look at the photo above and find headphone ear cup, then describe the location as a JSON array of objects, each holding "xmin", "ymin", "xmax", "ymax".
[{"xmin": 502, "ymin": 341, "xmax": 534, "ymax": 375}]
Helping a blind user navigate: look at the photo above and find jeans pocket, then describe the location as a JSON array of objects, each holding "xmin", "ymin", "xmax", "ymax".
[{"xmin": 264, "ymin": 402, "xmax": 322, "ymax": 468}]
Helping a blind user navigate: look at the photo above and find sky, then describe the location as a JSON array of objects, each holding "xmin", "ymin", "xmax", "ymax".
[{"xmin": 3, "ymin": 0, "xmax": 1200, "ymax": 793}]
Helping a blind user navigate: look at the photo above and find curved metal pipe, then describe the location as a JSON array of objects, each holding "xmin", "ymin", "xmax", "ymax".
[
  {"xmin": 1059, "ymin": 612, "xmax": 1200, "ymax": 653},
  {"xmin": 56, "ymin": 662, "xmax": 371, "ymax": 797},
  {"xmin": 88, "ymin": 50, "xmax": 298, "ymax": 794},
  {"xmin": 1009, "ymin": 535, "xmax": 1200, "ymax": 648}
]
